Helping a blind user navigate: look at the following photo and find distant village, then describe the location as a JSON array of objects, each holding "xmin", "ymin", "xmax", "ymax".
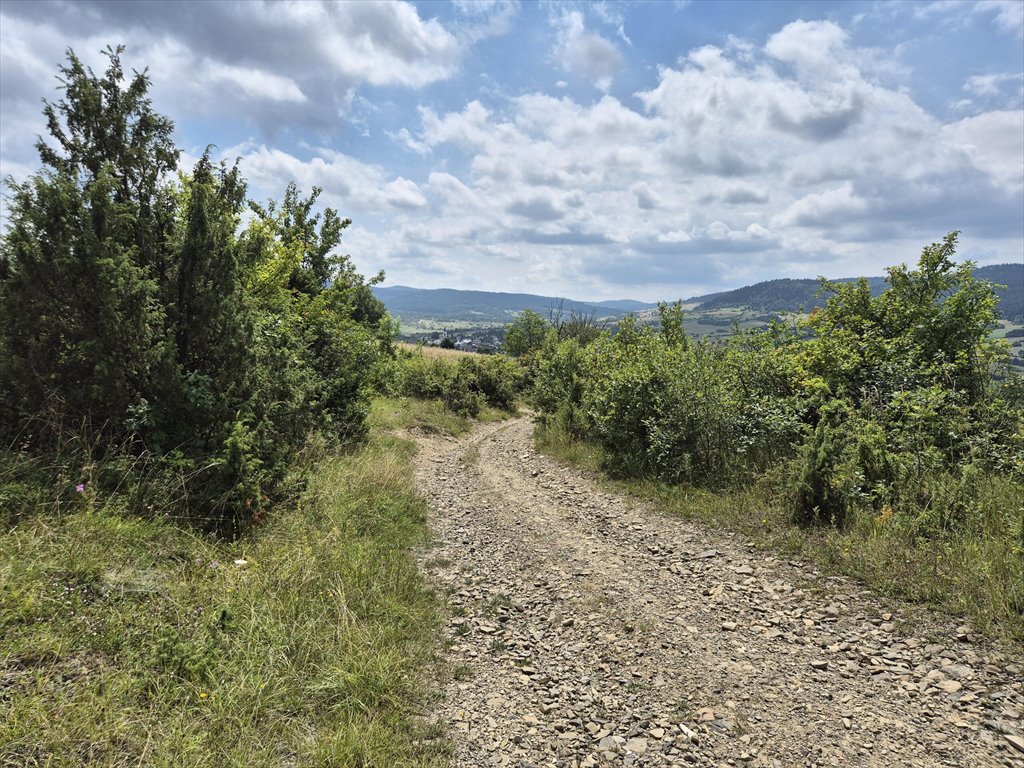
[{"xmin": 409, "ymin": 329, "xmax": 506, "ymax": 354}]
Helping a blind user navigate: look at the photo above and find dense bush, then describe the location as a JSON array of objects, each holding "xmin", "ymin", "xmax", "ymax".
[
  {"xmin": 788, "ymin": 406, "xmax": 857, "ymax": 527},
  {"xmin": 504, "ymin": 309, "xmax": 550, "ymax": 358},
  {"xmin": 532, "ymin": 305, "xmax": 803, "ymax": 485},
  {"xmin": 379, "ymin": 349, "xmax": 524, "ymax": 416},
  {"xmin": 533, "ymin": 336, "xmax": 589, "ymax": 437},
  {"xmin": 0, "ymin": 48, "xmax": 389, "ymax": 530},
  {"xmin": 468, "ymin": 355, "xmax": 523, "ymax": 411},
  {"xmin": 528, "ymin": 233, "xmax": 1022, "ymax": 540}
]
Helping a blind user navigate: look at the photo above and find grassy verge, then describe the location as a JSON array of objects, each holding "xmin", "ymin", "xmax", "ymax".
[
  {"xmin": 536, "ymin": 424, "xmax": 1024, "ymax": 646},
  {"xmin": 1, "ymin": 425, "xmax": 446, "ymax": 766},
  {"xmin": 370, "ymin": 396, "xmax": 510, "ymax": 438}
]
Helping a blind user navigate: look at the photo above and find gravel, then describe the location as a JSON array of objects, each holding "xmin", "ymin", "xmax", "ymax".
[{"xmin": 414, "ymin": 416, "xmax": 1024, "ymax": 768}]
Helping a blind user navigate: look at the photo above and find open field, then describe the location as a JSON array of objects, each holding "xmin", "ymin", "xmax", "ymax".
[{"xmin": 397, "ymin": 342, "xmax": 481, "ymax": 360}]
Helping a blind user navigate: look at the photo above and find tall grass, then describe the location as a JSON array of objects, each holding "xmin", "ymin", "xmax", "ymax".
[
  {"xmin": 1, "ymin": 429, "xmax": 447, "ymax": 766},
  {"xmin": 369, "ymin": 396, "xmax": 505, "ymax": 438}
]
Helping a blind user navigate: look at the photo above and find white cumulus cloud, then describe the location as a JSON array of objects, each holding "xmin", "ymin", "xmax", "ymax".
[{"xmin": 552, "ymin": 10, "xmax": 623, "ymax": 91}]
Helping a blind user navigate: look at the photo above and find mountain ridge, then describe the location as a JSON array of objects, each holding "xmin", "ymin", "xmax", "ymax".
[
  {"xmin": 689, "ymin": 264, "xmax": 1022, "ymax": 319},
  {"xmin": 372, "ymin": 286, "xmax": 658, "ymax": 323},
  {"xmin": 374, "ymin": 262, "xmax": 1023, "ymax": 324}
]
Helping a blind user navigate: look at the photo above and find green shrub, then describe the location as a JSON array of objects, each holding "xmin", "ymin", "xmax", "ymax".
[
  {"xmin": 379, "ymin": 349, "xmax": 524, "ymax": 416},
  {"xmin": 395, "ymin": 354, "xmax": 447, "ymax": 401},
  {"xmin": 533, "ymin": 337, "xmax": 589, "ymax": 437},
  {"xmin": 544, "ymin": 319, "xmax": 802, "ymax": 484},
  {"xmin": 442, "ymin": 365, "xmax": 483, "ymax": 417},
  {"xmin": 466, "ymin": 355, "xmax": 523, "ymax": 411},
  {"xmin": 504, "ymin": 309, "xmax": 550, "ymax": 358},
  {"xmin": 529, "ymin": 233, "xmax": 1021, "ymax": 551},
  {"xmin": 789, "ymin": 412, "xmax": 857, "ymax": 526}
]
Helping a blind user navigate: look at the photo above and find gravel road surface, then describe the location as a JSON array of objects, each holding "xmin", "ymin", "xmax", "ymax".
[{"xmin": 414, "ymin": 416, "xmax": 1024, "ymax": 768}]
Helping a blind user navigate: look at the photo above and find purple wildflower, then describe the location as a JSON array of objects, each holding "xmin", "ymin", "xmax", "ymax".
[{"xmin": 75, "ymin": 483, "xmax": 85, "ymax": 493}]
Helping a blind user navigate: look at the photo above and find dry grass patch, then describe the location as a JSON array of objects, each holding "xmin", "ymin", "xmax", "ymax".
[{"xmin": 398, "ymin": 342, "xmax": 478, "ymax": 360}]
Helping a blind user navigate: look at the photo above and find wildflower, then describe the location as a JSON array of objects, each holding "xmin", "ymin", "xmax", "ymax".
[
  {"xmin": 75, "ymin": 483, "xmax": 85, "ymax": 493},
  {"xmin": 199, "ymin": 692, "xmax": 207, "ymax": 699}
]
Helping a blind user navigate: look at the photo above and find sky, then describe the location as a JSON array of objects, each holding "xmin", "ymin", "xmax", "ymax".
[{"xmin": 1, "ymin": 0, "xmax": 1022, "ymax": 301}]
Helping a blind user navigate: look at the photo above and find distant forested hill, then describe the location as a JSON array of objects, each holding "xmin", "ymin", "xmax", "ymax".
[
  {"xmin": 690, "ymin": 277, "xmax": 888, "ymax": 313},
  {"xmin": 976, "ymin": 264, "xmax": 1023, "ymax": 322},
  {"xmin": 691, "ymin": 263, "xmax": 1022, "ymax": 320},
  {"xmin": 376, "ymin": 262, "xmax": 1021, "ymax": 324},
  {"xmin": 372, "ymin": 286, "xmax": 657, "ymax": 323}
]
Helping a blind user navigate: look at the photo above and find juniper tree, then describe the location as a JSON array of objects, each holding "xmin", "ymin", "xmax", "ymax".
[{"xmin": 0, "ymin": 46, "xmax": 177, "ymax": 441}]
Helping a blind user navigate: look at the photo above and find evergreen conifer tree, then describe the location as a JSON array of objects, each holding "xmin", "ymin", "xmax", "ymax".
[{"xmin": 1, "ymin": 46, "xmax": 177, "ymax": 442}]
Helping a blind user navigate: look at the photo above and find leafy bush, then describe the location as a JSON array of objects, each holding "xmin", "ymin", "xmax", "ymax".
[
  {"xmin": 465, "ymin": 355, "xmax": 523, "ymax": 411},
  {"xmin": 537, "ymin": 317, "xmax": 803, "ymax": 484},
  {"xmin": 789, "ymin": 410, "xmax": 856, "ymax": 526},
  {"xmin": 504, "ymin": 309, "xmax": 551, "ymax": 358},
  {"xmin": 375, "ymin": 348, "xmax": 524, "ymax": 417},
  {"xmin": 442, "ymin": 363, "xmax": 483, "ymax": 418},
  {"xmin": 533, "ymin": 337, "xmax": 589, "ymax": 437}
]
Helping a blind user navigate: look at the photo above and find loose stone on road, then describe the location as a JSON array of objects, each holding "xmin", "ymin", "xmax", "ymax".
[{"xmin": 414, "ymin": 416, "xmax": 1024, "ymax": 768}]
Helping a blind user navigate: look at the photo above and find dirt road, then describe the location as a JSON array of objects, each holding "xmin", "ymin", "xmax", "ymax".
[{"xmin": 414, "ymin": 416, "xmax": 1024, "ymax": 768}]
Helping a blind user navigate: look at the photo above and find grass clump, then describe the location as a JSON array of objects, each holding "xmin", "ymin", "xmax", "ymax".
[{"xmin": 0, "ymin": 429, "xmax": 447, "ymax": 767}]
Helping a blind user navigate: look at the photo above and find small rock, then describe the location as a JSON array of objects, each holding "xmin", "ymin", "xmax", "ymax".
[
  {"xmin": 1005, "ymin": 735, "xmax": 1024, "ymax": 755},
  {"xmin": 625, "ymin": 737, "xmax": 648, "ymax": 755}
]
